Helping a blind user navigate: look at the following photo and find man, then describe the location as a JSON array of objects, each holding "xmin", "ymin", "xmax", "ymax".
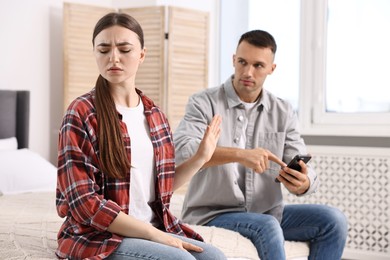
[{"xmin": 174, "ymin": 30, "xmax": 348, "ymax": 260}]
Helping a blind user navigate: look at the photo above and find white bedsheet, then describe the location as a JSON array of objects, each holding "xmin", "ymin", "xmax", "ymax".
[{"xmin": 0, "ymin": 149, "xmax": 57, "ymax": 195}]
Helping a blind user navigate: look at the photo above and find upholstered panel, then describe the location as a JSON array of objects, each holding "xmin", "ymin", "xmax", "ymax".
[{"xmin": 0, "ymin": 90, "xmax": 29, "ymax": 148}]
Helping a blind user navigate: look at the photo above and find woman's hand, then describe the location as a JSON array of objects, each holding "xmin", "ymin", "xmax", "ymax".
[
  {"xmin": 109, "ymin": 212, "xmax": 203, "ymax": 252},
  {"xmin": 196, "ymin": 115, "xmax": 222, "ymax": 164},
  {"xmin": 173, "ymin": 115, "xmax": 221, "ymax": 191},
  {"xmin": 151, "ymin": 229, "xmax": 204, "ymax": 252}
]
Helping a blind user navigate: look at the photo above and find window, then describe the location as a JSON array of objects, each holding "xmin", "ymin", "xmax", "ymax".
[
  {"xmin": 246, "ymin": 0, "xmax": 390, "ymax": 136},
  {"xmin": 248, "ymin": 0, "xmax": 300, "ymax": 110},
  {"xmin": 302, "ymin": 0, "xmax": 390, "ymax": 136},
  {"xmin": 326, "ymin": 0, "xmax": 390, "ymax": 114}
]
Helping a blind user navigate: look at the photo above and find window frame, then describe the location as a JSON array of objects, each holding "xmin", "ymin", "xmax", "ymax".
[{"xmin": 299, "ymin": 0, "xmax": 390, "ymax": 137}]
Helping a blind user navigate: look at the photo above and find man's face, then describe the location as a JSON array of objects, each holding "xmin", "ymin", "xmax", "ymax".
[{"xmin": 232, "ymin": 41, "xmax": 276, "ymax": 102}]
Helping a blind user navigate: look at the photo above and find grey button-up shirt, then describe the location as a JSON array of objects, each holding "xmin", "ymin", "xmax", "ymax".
[{"xmin": 174, "ymin": 76, "xmax": 319, "ymax": 225}]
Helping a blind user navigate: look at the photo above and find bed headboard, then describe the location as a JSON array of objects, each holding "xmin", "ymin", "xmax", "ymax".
[{"xmin": 0, "ymin": 90, "xmax": 30, "ymax": 149}]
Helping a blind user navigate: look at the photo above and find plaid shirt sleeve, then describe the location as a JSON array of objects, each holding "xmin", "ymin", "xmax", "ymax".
[
  {"xmin": 57, "ymin": 95, "xmax": 122, "ymax": 229},
  {"xmin": 56, "ymin": 93, "xmax": 123, "ymax": 259}
]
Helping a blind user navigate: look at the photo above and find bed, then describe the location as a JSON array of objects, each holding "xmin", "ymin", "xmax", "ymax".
[
  {"xmin": 0, "ymin": 90, "xmax": 309, "ymax": 260},
  {"xmin": 0, "ymin": 90, "xmax": 59, "ymax": 259}
]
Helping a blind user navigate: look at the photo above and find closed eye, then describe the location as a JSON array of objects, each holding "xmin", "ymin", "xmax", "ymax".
[
  {"xmin": 97, "ymin": 47, "xmax": 110, "ymax": 54},
  {"xmin": 119, "ymin": 49, "xmax": 131, "ymax": 53}
]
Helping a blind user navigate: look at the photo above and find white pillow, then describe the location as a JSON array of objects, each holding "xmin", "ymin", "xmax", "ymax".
[
  {"xmin": 0, "ymin": 149, "xmax": 57, "ymax": 195},
  {"xmin": 0, "ymin": 137, "xmax": 18, "ymax": 151}
]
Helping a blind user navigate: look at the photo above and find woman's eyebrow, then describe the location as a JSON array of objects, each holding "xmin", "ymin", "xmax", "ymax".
[
  {"xmin": 116, "ymin": 42, "xmax": 132, "ymax": 47},
  {"xmin": 96, "ymin": 42, "xmax": 111, "ymax": 47},
  {"xmin": 96, "ymin": 42, "xmax": 133, "ymax": 47}
]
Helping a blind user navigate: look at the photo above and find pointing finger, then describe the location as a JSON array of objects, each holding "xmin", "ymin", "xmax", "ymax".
[{"xmin": 267, "ymin": 151, "xmax": 286, "ymax": 168}]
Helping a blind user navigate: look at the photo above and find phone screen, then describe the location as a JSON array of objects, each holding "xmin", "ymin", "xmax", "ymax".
[
  {"xmin": 275, "ymin": 154, "xmax": 311, "ymax": 182},
  {"xmin": 286, "ymin": 155, "xmax": 312, "ymax": 171}
]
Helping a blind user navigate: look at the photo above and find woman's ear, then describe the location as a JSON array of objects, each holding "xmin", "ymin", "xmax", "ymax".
[{"xmin": 139, "ymin": 47, "xmax": 146, "ymax": 64}]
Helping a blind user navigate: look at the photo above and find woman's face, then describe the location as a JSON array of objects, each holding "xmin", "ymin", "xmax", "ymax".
[{"xmin": 93, "ymin": 25, "xmax": 145, "ymax": 87}]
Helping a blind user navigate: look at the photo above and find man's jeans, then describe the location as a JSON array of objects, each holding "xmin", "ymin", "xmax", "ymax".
[{"xmin": 206, "ymin": 204, "xmax": 348, "ymax": 260}]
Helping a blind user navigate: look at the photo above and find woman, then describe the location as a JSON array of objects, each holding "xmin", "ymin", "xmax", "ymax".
[{"xmin": 56, "ymin": 12, "xmax": 225, "ymax": 260}]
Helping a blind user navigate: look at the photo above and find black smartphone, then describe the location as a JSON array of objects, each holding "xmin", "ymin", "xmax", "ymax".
[
  {"xmin": 286, "ymin": 154, "xmax": 312, "ymax": 172},
  {"xmin": 275, "ymin": 154, "xmax": 311, "ymax": 182}
]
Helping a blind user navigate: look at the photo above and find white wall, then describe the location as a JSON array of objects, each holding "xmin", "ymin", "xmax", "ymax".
[
  {"xmin": 0, "ymin": 0, "xmax": 219, "ymax": 164},
  {"xmin": 219, "ymin": 0, "xmax": 249, "ymax": 82}
]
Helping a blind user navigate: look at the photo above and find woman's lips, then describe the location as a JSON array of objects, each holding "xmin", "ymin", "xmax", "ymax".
[{"xmin": 108, "ymin": 67, "xmax": 123, "ymax": 71}]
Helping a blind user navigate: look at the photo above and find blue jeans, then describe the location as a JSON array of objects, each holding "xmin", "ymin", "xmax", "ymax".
[
  {"xmin": 206, "ymin": 204, "xmax": 348, "ymax": 260},
  {"xmin": 106, "ymin": 233, "xmax": 227, "ymax": 260}
]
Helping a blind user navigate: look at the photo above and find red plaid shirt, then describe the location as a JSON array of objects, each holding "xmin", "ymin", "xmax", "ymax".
[{"xmin": 56, "ymin": 89, "xmax": 201, "ymax": 259}]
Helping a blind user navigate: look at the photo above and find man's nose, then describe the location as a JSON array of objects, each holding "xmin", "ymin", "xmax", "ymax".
[{"xmin": 243, "ymin": 65, "xmax": 254, "ymax": 77}]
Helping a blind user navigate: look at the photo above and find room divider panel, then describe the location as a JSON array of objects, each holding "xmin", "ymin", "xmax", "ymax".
[{"xmin": 63, "ymin": 3, "xmax": 209, "ymax": 131}]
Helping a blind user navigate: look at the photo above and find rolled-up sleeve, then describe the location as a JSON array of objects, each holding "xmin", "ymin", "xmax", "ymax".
[
  {"xmin": 283, "ymin": 107, "xmax": 319, "ymax": 196},
  {"xmin": 56, "ymin": 108, "xmax": 121, "ymax": 232}
]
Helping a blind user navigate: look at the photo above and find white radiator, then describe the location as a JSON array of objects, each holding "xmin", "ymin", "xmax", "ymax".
[{"xmin": 282, "ymin": 145, "xmax": 390, "ymax": 260}]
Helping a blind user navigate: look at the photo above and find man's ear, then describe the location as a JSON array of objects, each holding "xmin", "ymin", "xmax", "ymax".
[
  {"xmin": 232, "ymin": 54, "xmax": 236, "ymax": 67},
  {"xmin": 269, "ymin": 63, "xmax": 276, "ymax": 75}
]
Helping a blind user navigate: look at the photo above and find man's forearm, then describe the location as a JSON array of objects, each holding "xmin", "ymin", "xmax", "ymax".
[{"xmin": 203, "ymin": 146, "xmax": 243, "ymax": 168}]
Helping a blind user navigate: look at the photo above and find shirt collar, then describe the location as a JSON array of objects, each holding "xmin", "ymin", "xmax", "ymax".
[{"xmin": 223, "ymin": 75, "xmax": 269, "ymax": 112}]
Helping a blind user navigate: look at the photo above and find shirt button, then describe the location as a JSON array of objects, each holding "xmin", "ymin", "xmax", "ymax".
[
  {"xmin": 238, "ymin": 115, "xmax": 244, "ymax": 121},
  {"xmin": 234, "ymin": 137, "xmax": 240, "ymax": 143}
]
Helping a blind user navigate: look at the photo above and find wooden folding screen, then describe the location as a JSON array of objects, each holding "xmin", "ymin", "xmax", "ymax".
[
  {"xmin": 63, "ymin": 3, "xmax": 113, "ymax": 110},
  {"xmin": 64, "ymin": 3, "xmax": 209, "ymax": 131},
  {"xmin": 166, "ymin": 7, "xmax": 209, "ymax": 130},
  {"xmin": 120, "ymin": 7, "xmax": 166, "ymax": 112}
]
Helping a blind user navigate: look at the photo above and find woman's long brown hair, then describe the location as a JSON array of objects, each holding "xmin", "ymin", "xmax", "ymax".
[{"xmin": 92, "ymin": 12, "xmax": 144, "ymax": 179}]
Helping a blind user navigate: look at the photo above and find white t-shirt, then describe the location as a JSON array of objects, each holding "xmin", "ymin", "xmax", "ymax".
[
  {"xmin": 116, "ymin": 99, "xmax": 156, "ymax": 225},
  {"xmin": 236, "ymin": 101, "xmax": 258, "ymax": 192}
]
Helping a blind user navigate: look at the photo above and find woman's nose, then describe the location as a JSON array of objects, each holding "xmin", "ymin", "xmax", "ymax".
[{"xmin": 109, "ymin": 49, "xmax": 119, "ymax": 63}]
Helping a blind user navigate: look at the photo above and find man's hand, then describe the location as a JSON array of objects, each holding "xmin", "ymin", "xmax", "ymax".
[
  {"xmin": 238, "ymin": 148, "xmax": 286, "ymax": 173},
  {"xmin": 276, "ymin": 160, "xmax": 310, "ymax": 195}
]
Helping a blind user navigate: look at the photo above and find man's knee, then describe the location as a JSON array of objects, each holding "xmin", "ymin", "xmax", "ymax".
[
  {"xmin": 325, "ymin": 206, "xmax": 348, "ymax": 237},
  {"xmin": 240, "ymin": 213, "xmax": 283, "ymax": 239}
]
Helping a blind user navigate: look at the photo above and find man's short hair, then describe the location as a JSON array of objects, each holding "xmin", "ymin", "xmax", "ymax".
[{"xmin": 238, "ymin": 30, "xmax": 277, "ymax": 54}]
